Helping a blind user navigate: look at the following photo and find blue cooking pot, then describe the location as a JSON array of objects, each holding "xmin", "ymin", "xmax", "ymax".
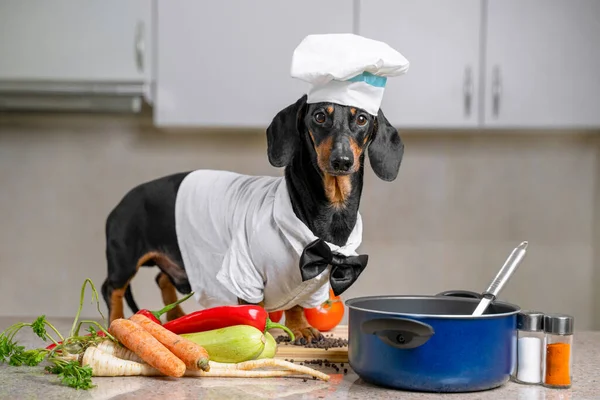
[{"xmin": 346, "ymin": 290, "xmax": 520, "ymax": 393}]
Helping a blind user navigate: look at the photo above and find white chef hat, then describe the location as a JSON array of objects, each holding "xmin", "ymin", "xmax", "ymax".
[{"xmin": 291, "ymin": 33, "xmax": 409, "ymax": 116}]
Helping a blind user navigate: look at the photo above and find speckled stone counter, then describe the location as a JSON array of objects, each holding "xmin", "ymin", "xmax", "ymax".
[{"xmin": 1, "ymin": 317, "xmax": 598, "ymax": 399}]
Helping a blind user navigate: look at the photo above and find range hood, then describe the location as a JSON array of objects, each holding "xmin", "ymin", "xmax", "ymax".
[{"xmin": 0, "ymin": 81, "xmax": 149, "ymax": 113}]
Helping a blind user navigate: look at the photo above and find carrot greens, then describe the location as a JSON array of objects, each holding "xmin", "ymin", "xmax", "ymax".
[
  {"xmin": 0, "ymin": 314, "xmax": 63, "ymax": 366},
  {"xmin": 0, "ymin": 278, "xmax": 110, "ymax": 390},
  {"xmin": 45, "ymin": 359, "xmax": 94, "ymax": 390}
]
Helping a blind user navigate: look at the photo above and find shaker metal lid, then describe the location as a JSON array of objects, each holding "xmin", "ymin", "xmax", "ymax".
[
  {"xmin": 517, "ymin": 310, "xmax": 545, "ymax": 331},
  {"xmin": 543, "ymin": 313, "xmax": 574, "ymax": 335}
]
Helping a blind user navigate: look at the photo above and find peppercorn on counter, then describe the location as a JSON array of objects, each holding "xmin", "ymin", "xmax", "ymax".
[{"xmin": 1, "ymin": 317, "xmax": 599, "ymax": 399}]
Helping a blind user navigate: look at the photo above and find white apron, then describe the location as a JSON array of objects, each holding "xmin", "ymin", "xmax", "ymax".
[{"xmin": 174, "ymin": 170, "xmax": 363, "ymax": 312}]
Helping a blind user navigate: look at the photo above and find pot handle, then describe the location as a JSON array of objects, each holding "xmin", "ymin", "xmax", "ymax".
[
  {"xmin": 436, "ymin": 290, "xmax": 482, "ymax": 299},
  {"xmin": 360, "ymin": 318, "xmax": 435, "ymax": 350}
]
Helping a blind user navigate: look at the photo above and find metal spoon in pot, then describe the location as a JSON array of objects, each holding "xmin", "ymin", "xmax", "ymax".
[{"xmin": 472, "ymin": 241, "xmax": 529, "ymax": 316}]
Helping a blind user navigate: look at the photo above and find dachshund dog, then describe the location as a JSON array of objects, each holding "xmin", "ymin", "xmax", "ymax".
[{"xmin": 101, "ymin": 94, "xmax": 403, "ymax": 343}]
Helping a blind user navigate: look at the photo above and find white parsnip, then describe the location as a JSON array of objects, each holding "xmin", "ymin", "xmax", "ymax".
[
  {"xmin": 208, "ymin": 359, "xmax": 330, "ymax": 381},
  {"xmin": 185, "ymin": 369, "xmax": 298, "ymax": 378},
  {"xmin": 79, "ymin": 346, "xmax": 330, "ymax": 381},
  {"xmin": 58, "ymin": 353, "xmax": 80, "ymax": 362},
  {"xmin": 81, "ymin": 347, "xmax": 162, "ymax": 376},
  {"xmin": 96, "ymin": 340, "xmax": 144, "ymax": 363}
]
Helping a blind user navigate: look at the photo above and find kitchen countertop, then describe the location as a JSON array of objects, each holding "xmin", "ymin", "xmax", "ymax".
[{"xmin": 0, "ymin": 317, "xmax": 598, "ymax": 399}]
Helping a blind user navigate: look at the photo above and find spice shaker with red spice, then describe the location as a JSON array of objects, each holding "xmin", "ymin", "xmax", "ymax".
[{"xmin": 543, "ymin": 313, "xmax": 574, "ymax": 388}]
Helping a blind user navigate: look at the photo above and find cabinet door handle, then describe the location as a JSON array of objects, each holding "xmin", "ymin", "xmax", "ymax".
[
  {"xmin": 492, "ymin": 66, "xmax": 502, "ymax": 118},
  {"xmin": 135, "ymin": 20, "xmax": 145, "ymax": 73},
  {"xmin": 463, "ymin": 66, "xmax": 473, "ymax": 117}
]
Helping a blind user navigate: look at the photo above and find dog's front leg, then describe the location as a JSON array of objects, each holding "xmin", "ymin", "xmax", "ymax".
[
  {"xmin": 237, "ymin": 298, "xmax": 265, "ymax": 307},
  {"xmin": 284, "ymin": 305, "xmax": 323, "ymax": 345}
]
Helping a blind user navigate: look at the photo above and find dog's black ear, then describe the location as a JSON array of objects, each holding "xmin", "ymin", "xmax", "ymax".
[
  {"xmin": 266, "ymin": 95, "xmax": 307, "ymax": 167},
  {"xmin": 367, "ymin": 109, "xmax": 404, "ymax": 181}
]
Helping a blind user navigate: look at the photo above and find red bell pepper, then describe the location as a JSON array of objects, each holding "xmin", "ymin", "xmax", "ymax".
[
  {"xmin": 133, "ymin": 291, "xmax": 195, "ymax": 324},
  {"xmin": 269, "ymin": 310, "xmax": 284, "ymax": 323},
  {"xmin": 45, "ymin": 292, "xmax": 194, "ymax": 350},
  {"xmin": 162, "ymin": 304, "xmax": 295, "ymax": 340}
]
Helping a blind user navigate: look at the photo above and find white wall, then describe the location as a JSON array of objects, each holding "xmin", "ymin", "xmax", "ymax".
[{"xmin": 1, "ymin": 112, "xmax": 598, "ymax": 330}]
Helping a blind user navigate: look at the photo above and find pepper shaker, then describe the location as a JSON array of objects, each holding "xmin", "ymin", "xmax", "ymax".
[
  {"xmin": 543, "ymin": 313, "xmax": 574, "ymax": 389},
  {"xmin": 513, "ymin": 311, "xmax": 545, "ymax": 385}
]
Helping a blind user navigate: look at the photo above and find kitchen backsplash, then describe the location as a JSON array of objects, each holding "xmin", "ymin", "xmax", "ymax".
[{"xmin": 1, "ymin": 112, "xmax": 599, "ymax": 330}]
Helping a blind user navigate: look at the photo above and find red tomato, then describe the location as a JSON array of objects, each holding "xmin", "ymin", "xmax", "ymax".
[
  {"xmin": 304, "ymin": 289, "xmax": 344, "ymax": 332},
  {"xmin": 269, "ymin": 310, "xmax": 284, "ymax": 323}
]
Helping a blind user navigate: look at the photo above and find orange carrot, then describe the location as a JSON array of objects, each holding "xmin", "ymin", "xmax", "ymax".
[
  {"xmin": 108, "ymin": 318, "xmax": 185, "ymax": 377},
  {"xmin": 129, "ymin": 313, "xmax": 210, "ymax": 371}
]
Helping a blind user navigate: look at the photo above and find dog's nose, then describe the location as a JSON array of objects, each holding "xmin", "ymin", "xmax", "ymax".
[{"xmin": 331, "ymin": 156, "xmax": 353, "ymax": 172}]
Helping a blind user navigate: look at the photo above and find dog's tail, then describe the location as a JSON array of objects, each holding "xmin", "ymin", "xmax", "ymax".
[{"xmin": 124, "ymin": 285, "xmax": 140, "ymax": 314}]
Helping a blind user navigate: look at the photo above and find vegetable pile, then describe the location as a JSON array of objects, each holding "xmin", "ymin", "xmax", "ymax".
[{"xmin": 0, "ymin": 279, "xmax": 330, "ymax": 390}]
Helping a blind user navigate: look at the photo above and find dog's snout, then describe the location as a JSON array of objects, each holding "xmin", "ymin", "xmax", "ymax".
[
  {"xmin": 329, "ymin": 137, "xmax": 355, "ymax": 173},
  {"xmin": 331, "ymin": 156, "xmax": 352, "ymax": 172},
  {"xmin": 331, "ymin": 154, "xmax": 353, "ymax": 172}
]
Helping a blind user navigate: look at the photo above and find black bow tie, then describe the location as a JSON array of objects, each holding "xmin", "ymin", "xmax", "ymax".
[{"xmin": 299, "ymin": 239, "xmax": 368, "ymax": 297}]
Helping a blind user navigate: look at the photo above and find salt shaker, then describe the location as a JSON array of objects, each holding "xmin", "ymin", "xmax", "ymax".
[
  {"xmin": 514, "ymin": 311, "xmax": 545, "ymax": 385},
  {"xmin": 543, "ymin": 313, "xmax": 574, "ymax": 389}
]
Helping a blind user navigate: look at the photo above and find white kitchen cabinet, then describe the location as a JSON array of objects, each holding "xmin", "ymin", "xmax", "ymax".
[
  {"xmin": 0, "ymin": 0, "xmax": 152, "ymax": 83},
  {"xmin": 154, "ymin": 0, "xmax": 353, "ymax": 128},
  {"xmin": 358, "ymin": 0, "xmax": 482, "ymax": 128},
  {"xmin": 484, "ymin": 0, "xmax": 600, "ymax": 128}
]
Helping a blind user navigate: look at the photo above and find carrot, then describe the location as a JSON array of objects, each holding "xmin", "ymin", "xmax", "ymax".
[
  {"xmin": 95, "ymin": 340, "xmax": 143, "ymax": 363},
  {"xmin": 80, "ymin": 347, "xmax": 161, "ymax": 377},
  {"xmin": 108, "ymin": 318, "xmax": 185, "ymax": 377},
  {"xmin": 129, "ymin": 314, "xmax": 210, "ymax": 371}
]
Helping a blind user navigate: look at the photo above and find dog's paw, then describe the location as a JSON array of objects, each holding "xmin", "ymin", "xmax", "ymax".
[
  {"xmin": 284, "ymin": 305, "xmax": 324, "ymax": 345},
  {"xmin": 290, "ymin": 325, "xmax": 324, "ymax": 345}
]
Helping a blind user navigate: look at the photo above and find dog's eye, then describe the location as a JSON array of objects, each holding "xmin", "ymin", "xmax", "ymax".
[
  {"xmin": 314, "ymin": 112, "xmax": 326, "ymax": 124},
  {"xmin": 357, "ymin": 115, "xmax": 368, "ymax": 126}
]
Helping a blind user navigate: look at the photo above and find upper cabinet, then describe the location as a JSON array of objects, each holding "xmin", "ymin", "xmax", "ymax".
[
  {"xmin": 0, "ymin": 0, "xmax": 152, "ymax": 83},
  {"xmin": 9, "ymin": 1, "xmax": 589, "ymax": 128},
  {"xmin": 483, "ymin": 0, "xmax": 600, "ymax": 128},
  {"xmin": 154, "ymin": 0, "xmax": 353, "ymax": 128},
  {"xmin": 358, "ymin": 0, "xmax": 482, "ymax": 128},
  {"xmin": 361, "ymin": 0, "xmax": 600, "ymax": 129}
]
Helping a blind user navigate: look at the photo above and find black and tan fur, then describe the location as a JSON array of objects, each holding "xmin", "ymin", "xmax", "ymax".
[{"xmin": 102, "ymin": 95, "xmax": 404, "ymax": 343}]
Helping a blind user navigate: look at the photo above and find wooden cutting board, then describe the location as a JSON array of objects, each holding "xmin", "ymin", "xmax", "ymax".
[{"xmin": 271, "ymin": 325, "xmax": 349, "ymax": 363}]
